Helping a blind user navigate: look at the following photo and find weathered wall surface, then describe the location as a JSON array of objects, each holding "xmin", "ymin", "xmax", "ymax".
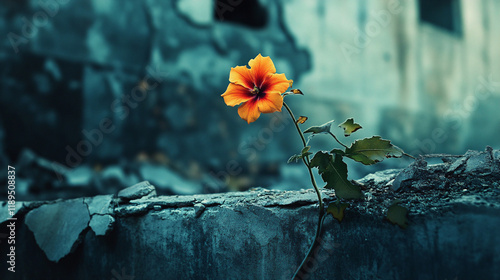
[
  {"xmin": 1, "ymin": 149, "xmax": 499, "ymax": 279},
  {"xmin": 3, "ymin": 198, "xmax": 499, "ymax": 280}
]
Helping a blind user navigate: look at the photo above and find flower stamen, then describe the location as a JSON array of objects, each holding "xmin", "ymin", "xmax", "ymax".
[{"xmin": 250, "ymin": 86, "xmax": 260, "ymax": 95}]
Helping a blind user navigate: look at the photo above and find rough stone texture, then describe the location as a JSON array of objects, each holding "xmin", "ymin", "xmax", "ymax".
[
  {"xmin": 24, "ymin": 199, "xmax": 91, "ymax": 262},
  {"xmin": 84, "ymin": 194, "xmax": 113, "ymax": 215},
  {"xmin": 392, "ymin": 148, "xmax": 500, "ymax": 194},
  {"xmin": 117, "ymin": 181, "xmax": 156, "ymax": 200},
  {"xmin": 89, "ymin": 214, "xmax": 115, "ymax": 236},
  {"xmin": 1, "ymin": 150, "xmax": 500, "ymax": 279}
]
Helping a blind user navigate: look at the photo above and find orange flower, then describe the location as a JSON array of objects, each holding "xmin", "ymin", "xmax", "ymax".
[{"xmin": 222, "ymin": 54, "xmax": 293, "ymax": 123}]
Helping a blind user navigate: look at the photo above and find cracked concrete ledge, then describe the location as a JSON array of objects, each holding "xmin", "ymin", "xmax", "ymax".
[{"xmin": 1, "ymin": 149, "xmax": 500, "ymax": 279}]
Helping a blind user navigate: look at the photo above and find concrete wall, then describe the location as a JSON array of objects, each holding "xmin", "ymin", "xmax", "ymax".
[
  {"xmin": 1, "ymin": 191, "xmax": 499, "ymax": 280},
  {"xmin": 1, "ymin": 149, "xmax": 500, "ymax": 279},
  {"xmin": 2, "ymin": 0, "xmax": 500, "ymax": 183}
]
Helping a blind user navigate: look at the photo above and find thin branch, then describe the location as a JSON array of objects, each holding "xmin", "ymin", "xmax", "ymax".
[
  {"xmin": 283, "ymin": 102, "xmax": 326, "ymax": 280},
  {"xmin": 328, "ymin": 131, "xmax": 348, "ymax": 149}
]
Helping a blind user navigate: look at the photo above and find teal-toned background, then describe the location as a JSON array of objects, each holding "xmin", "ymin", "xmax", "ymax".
[{"xmin": 1, "ymin": 0, "xmax": 499, "ymax": 200}]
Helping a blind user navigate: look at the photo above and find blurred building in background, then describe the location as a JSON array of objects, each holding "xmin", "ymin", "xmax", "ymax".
[{"xmin": 0, "ymin": 0, "xmax": 499, "ymax": 199}]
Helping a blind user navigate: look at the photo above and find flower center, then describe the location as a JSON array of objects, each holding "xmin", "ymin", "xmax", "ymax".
[{"xmin": 250, "ymin": 86, "xmax": 260, "ymax": 95}]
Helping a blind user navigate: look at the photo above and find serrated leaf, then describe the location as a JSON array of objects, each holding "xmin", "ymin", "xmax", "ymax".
[
  {"xmin": 345, "ymin": 136, "xmax": 404, "ymax": 165},
  {"xmin": 339, "ymin": 118, "xmax": 362, "ymax": 137},
  {"xmin": 310, "ymin": 152, "xmax": 363, "ymax": 199},
  {"xmin": 303, "ymin": 120, "xmax": 334, "ymax": 135},
  {"xmin": 327, "ymin": 202, "xmax": 349, "ymax": 222},
  {"xmin": 296, "ymin": 116, "xmax": 308, "ymax": 124},
  {"xmin": 330, "ymin": 149, "xmax": 345, "ymax": 156},
  {"xmin": 387, "ymin": 203, "xmax": 408, "ymax": 229}
]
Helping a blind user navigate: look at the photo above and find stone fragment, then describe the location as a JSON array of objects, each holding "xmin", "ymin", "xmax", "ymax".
[
  {"xmin": 194, "ymin": 203, "xmax": 206, "ymax": 218},
  {"xmin": 153, "ymin": 205, "xmax": 162, "ymax": 211},
  {"xmin": 392, "ymin": 167, "xmax": 416, "ymax": 191},
  {"xmin": 100, "ymin": 165, "xmax": 139, "ymax": 189},
  {"xmin": 392, "ymin": 158, "xmax": 427, "ymax": 191},
  {"xmin": 15, "ymin": 149, "xmax": 68, "ymax": 190},
  {"xmin": 139, "ymin": 164, "xmax": 203, "ymax": 195},
  {"xmin": 65, "ymin": 166, "xmax": 94, "ymax": 186},
  {"xmin": 114, "ymin": 204, "xmax": 149, "ymax": 217},
  {"xmin": 118, "ymin": 181, "xmax": 156, "ymax": 200},
  {"xmin": 493, "ymin": 150, "xmax": 500, "ymax": 162},
  {"xmin": 84, "ymin": 195, "xmax": 113, "ymax": 215},
  {"xmin": 89, "ymin": 214, "xmax": 115, "ymax": 236},
  {"xmin": 24, "ymin": 199, "xmax": 90, "ymax": 262},
  {"xmin": 447, "ymin": 156, "xmax": 468, "ymax": 174},
  {"xmin": 465, "ymin": 151, "xmax": 492, "ymax": 174},
  {"xmin": 357, "ymin": 169, "xmax": 400, "ymax": 187}
]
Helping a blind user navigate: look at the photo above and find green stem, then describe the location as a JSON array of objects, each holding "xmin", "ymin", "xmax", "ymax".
[
  {"xmin": 403, "ymin": 152, "xmax": 416, "ymax": 159},
  {"xmin": 292, "ymin": 209, "xmax": 327, "ymax": 280},
  {"xmin": 282, "ymin": 102, "xmax": 325, "ymax": 279},
  {"xmin": 328, "ymin": 131, "xmax": 348, "ymax": 149},
  {"xmin": 283, "ymin": 102, "xmax": 322, "ymax": 211},
  {"xmin": 283, "ymin": 102, "xmax": 308, "ymax": 148}
]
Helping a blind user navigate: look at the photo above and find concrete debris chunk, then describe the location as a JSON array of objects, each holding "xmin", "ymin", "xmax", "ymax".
[
  {"xmin": 447, "ymin": 156, "xmax": 468, "ymax": 174},
  {"xmin": 391, "ymin": 161, "xmax": 422, "ymax": 191},
  {"xmin": 118, "ymin": 181, "xmax": 156, "ymax": 200},
  {"xmin": 357, "ymin": 169, "xmax": 400, "ymax": 187},
  {"xmin": 24, "ymin": 199, "xmax": 90, "ymax": 262},
  {"xmin": 89, "ymin": 214, "xmax": 115, "ymax": 236},
  {"xmin": 84, "ymin": 195, "xmax": 113, "ymax": 215},
  {"xmin": 115, "ymin": 204, "xmax": 149, "ymax": 217},
  {"xmin": 194, "ymin": 203, "xmax": 206, "ymax": 217},
  {"xmin": 465, "ymin": 151, "xmax": 492, "ymax": 174}
]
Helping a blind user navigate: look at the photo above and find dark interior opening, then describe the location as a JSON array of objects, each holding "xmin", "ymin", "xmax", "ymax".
[
  {"xmin": 419, "ymin": 0, "xmax": 462, "ymax": 35},
  {"xmin": 214, "ymin": 0, "xmax": 268, "ymax": 28}
]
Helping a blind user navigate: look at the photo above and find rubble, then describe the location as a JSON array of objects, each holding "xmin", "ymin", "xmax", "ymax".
[
  {"xmin": 117, "ymin": 181, "xmax": 156, "ymax": 201},
  {"xmin": 89, "ymin": 214, "xmax": 115, "ymax": 236},
  {"xmin": 24, "ymin": 199, "xmax": 90, "ymax": 262}
]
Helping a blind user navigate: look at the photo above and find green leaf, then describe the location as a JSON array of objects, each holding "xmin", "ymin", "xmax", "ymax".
[
  {"xmin": 287, "ymin": 146, "xmax": 312, "ymax": 164},
  {"xmin": 330, "ymin": 149, "xmax": 345, "ymax": 156},
  {"xmin": 344, "ymin": 136, "xmax": 404, "ymax": 165},
  {"xmin": 301, "ymin": 146, "xmax": 311, "ymax": 154},
  {"xmin": 339, "ymin": 118, "xmax": 362, "ymax": 137},
  {"xmin": 387, "ymin": 202, "xmax": 408, "ymax": 229},
  {"xmin": 326, "ymin": 202, "xmax": 350, "ymax": 222},
  {"xmin": 310, "ymin": 152, "xmax": 363, "ymax": 199},
  {"xmin": 303, "ymin": 120, "xmax": 334, "ymax": 135},
  {"xmin": 287, "ymin": 154, "xmax": 301, "ymax": 164}
]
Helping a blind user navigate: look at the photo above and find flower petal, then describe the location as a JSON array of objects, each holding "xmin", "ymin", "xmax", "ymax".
[
  {"xmin": 221, "ymin": 83, "xmax": 254, "ymax": 107},
  {"xmin": 248, "ymin": 54, "xmax": 276, "ymax": 88},
  {"xmin": 257, "ymin": 91, "xmax": 283, "ymax": 114},
  {"xmin": 238, "ymin": 99, "xmax": 261, "ymax": 123},
  {"xmin": 262, "ymin": 73, "xmax": 293, "ymax": 94},
  {"xmin": 229, "ymin": 66, "xmax": 254, "ymax": 89}
]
